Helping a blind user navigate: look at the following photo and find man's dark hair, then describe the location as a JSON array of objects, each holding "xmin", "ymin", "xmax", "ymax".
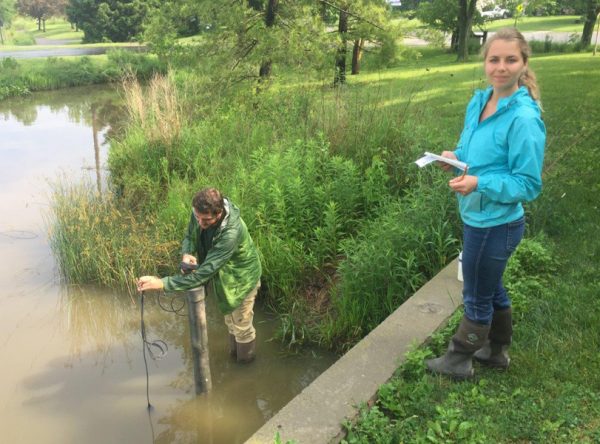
[{"xmin": 192, "ymin": 188, "xmax": 225, "ymax": 215}]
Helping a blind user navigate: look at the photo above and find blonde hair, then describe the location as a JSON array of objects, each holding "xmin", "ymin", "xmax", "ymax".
[{"xmin": 482, "ymin": 28, "xmax": 542, "ymax": 105}]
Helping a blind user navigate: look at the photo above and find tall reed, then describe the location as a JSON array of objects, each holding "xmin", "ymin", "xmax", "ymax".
[
  {"xmin": 121, "ymin": 71, "xmax": 184, "ymax": 146},
  {"xmin": 48, "ymin": 178, "xmax": 179, "ymax": 292}
]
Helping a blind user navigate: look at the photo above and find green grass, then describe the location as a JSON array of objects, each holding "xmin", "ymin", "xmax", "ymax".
[
  {"xmin": 30, "ymin": 17, "xmax": 84, "ymax": 42},
  {"xmin": 1, "ymin": 16, "xmax": 83, "ymax": 45},
  {"xmin": 484, "ymin": 15, "xmax": 583, "ymax": 33}
]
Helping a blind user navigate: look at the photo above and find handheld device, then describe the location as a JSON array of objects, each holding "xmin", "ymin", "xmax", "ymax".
[{"xmin": 180, "ymin": 262, "xmax": 198, "ymax": 274}]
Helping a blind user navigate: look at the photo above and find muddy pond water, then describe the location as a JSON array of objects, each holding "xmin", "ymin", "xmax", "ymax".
[{"xmin": 0, "ymin": 85, "xmax": 335, "ymax": 444}]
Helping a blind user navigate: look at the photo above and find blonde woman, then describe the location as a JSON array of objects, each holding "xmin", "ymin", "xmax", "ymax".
[{"xmin": 427, "ymin": 28, "xmax": 545, "ymax": 379}]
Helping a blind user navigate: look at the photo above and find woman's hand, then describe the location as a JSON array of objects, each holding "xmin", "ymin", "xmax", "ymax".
[
  {"xmin": 136, "ymin": 276, "xmax": 164, "ymax": 292},
  {"xmin": 449, "ymin": 175, "xmax": 478, "ymax": 195},
  {"xmin": 438, "ymin": 151, "xmax": 457, "ymax": 172}
]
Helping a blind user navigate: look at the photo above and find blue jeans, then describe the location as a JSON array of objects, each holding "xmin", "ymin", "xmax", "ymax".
[{"xmin": 462, "ymin": 217, "xmax": 525, "ymax": 325}]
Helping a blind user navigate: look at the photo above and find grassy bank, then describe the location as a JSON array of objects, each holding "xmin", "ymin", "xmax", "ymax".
[
  {"xmin": 341, "ymin": 51, "xmax": 600, "ymax": 442},
  {"xmin": 0, "ymin": 50, "xmax": 165, "ymax": 100}
]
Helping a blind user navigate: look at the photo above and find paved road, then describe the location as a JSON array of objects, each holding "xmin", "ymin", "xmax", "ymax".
[
  {"xmin": 0, "ymin": 45, "xmax": 146, "ymax": 59},
  {"xmin": 404, "ymin": 31, "xmax": 579, "ymax": 47},
  {"xmin": 1, "ymin": 31, "xmax": 578, "ymax": 58}
]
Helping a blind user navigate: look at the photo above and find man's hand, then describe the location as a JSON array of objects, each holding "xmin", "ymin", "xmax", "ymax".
[
  {"xmin": 438, "ymin": 151, "xmax": 457, "ymax": 172},
  {"xmin": 137, "ymin": 276, "xmax": 164, "ymax": 292},
  {"xmin": 182, "ymin": 254, "xmax": 197, "ymax": 265},
  {"xmin": 449, "ymin": 175, "xmax": 478, "ymax": 196},
  {"xmin": 181, "ymin": 254, "xmax": 198, "ymax": 274}
]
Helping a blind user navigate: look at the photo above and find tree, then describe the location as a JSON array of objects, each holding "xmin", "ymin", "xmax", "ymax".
[
  {"xmin": 581, "ymin": 0, "xmax": 600, "ymax": 47},
  {"xmin": 248, "ymin": 0, "xmax": 280, "ymax": 81},
  {"xmin": 456, "ymin": 0, "xmax": 478, "ymax": 62},
  {"xmin": 144, "ymin": 0, "xmax": 333, "ymax": 90},
  {"xmin": 417, "ymin": 0, "xmax": 460, "ymax": 50},
  {"xmin": 320, "ymin": 0, "xmax": 397, "ymax": 85},
  {"xmin": 17, "ymin": 0, "xmax": 64, "ymax": 31},
  {"xmin": 334, "ymin": 2, "xmax": 349, "ymax": 85},
  {"xmin": 0, "ymin": 0, "xmax": 17, "ymax": 43},
  {"xmin": 66, "ymin": 0, "xmax": 157, "ymax": 42}
]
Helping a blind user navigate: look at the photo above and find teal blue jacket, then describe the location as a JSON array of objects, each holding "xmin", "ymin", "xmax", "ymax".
[
  {"xmin": 453, "ymin": 86, "xmax": 545, "ymax": 228},
  {"xmin": 161, "ymin": 199, "xmax": 262, "ymax": 314}
]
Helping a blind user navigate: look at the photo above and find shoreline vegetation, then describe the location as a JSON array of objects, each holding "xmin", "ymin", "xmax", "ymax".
[
  {"xmin": 0, "ymin": 51, "xmax": 164, "ymax": 101},
  {"xmin": 3, "ymin": 13, "xmax": 600, "ymax": 441},
  {"xmin": 0, "ymin": 16, "xmax": 160, "ymax": 100}
]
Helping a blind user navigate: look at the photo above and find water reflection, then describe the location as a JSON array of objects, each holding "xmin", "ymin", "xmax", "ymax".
[
  {"xmin": 0, "ymin": 85, "xmax": 335, "ymax": 444},
  {"xmin": 0, "ymin": 85, "xmax": 125, "ymax": 193}
]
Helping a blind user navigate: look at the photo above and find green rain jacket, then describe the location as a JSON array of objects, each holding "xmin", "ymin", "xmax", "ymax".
[{"xmin": 161, "ymin": 199, "xmax": 262, "ymax": 314}]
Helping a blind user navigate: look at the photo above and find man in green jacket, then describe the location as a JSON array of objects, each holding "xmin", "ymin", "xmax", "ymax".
[{"xmin": 137, "ymin": 187, "xmax": 262, "ymax": 363}]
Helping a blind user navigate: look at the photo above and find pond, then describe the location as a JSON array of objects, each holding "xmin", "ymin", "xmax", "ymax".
[{"xmin": 0, "ymin": 85, "xmax": 335, "ymax": 444}]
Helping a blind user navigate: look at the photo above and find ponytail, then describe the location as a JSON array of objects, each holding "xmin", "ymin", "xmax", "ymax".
[{"xmin": 519, "ymin": 67, "xmax": 542, "ymax": 109}]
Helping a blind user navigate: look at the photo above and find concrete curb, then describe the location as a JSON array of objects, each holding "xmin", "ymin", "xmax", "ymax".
[{"xmin": 246, "ymin": 259, "xmax": 463, "ymax": 444}]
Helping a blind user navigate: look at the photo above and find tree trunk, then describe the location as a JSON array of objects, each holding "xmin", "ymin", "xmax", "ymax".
[
  {"xmin": 351, "ymin": 38, "xmax": 364, "ymax": 75},
  {"xmin": 581, "ymin": 0, "xmax": 600, "ymax": 47},
  {"xmin": 259, "ymin": 61, "xmax": 272, "ymax": 78},
  {"xmin": 456, "ymin": 0, "xmax": 478, "ymax": 62},
  {"xmin": 334, "ymin": 8, "xmax": 349, "ymax": 85},
  {"xmin": 321, "ymin": 1, "xmax": 328, "ymax": 21},
  {"xmin": 451, "ymin": 29, "xmax": 459, "ymax": 51},
  {"xmin": 43, "ymin": 18, "xmax": 46, "ymax": 33},
  {"xmin": 258, "ymin": 0, "xmax": 278, "ymax": 81},
  {"xmin": 248, "ymin": 0, "xmax": 263, "ymax": 11},
  {"xmin": 37, "ymin": 17, "xmax": 41, "ymax": 31}
]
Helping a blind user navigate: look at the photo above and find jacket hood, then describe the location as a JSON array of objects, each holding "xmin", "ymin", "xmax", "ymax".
[{"xmin": 218, "ymin": 198, "xmax": 240, "ymax": 233}]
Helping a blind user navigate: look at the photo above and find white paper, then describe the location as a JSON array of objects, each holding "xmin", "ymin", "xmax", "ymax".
[{"xmin": 415, "ymin": 152, "xmax": 467, "ymax": 171}]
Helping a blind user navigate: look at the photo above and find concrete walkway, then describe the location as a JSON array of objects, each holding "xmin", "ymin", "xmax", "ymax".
[{"xmin": 246, "ymin": 259, "xmax": 462, "ymax": 444}]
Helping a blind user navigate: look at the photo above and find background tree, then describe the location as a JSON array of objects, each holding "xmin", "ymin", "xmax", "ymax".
[
  {"xmin": 0, "ymin": 0, "xmax": 17, "ymax": 43},
  {"xmin": 581, "ymin": 0, "xmax": 600, "ymax": 46},
  {"xmin": 247, "ymin": 0, "xmax": 280, "ymax": 81},
  {"xmin": 417, "ymin": 0, "xmax": 460, "ymax": 51},
  {"xmin": 456, "ymin": 0, "xmax": 478, "ymax": 61},
  {"xmin": 66, "ymin": 0, "xmax": 156, "ymax": 42},
  {"xmin": 17, "ymin": 0, "xmax": 64, "ymax": 31},
  {"xmin": 320, "ymin": 0, "xmax": 397, "ymax": 85},
  {"xmin": 144, "ymin": 0, "xmax": 333, "ymax": 91}
]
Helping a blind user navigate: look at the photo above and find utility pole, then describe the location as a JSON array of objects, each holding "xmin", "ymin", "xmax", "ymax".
[{"xmin": 187, "ymin": 287, "xmax": 212, "ymax": 394}]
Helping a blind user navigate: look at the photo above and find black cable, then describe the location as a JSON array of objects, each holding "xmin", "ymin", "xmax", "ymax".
[
  {"xmin": 156, "ymin": 292, "xmax": 187, "ymax": 317},
  {"xmin": 140, "ymin": 291, "xmax": 168, "ymax": 410},
  {"xmin": 139, "ymin": 289, "xmax": 188, "ymax": 442}
]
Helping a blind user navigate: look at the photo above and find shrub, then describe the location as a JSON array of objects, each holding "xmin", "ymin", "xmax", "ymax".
[{"xmin": 321, "ymin": 173, "xmax": 461, "ymax": 349}]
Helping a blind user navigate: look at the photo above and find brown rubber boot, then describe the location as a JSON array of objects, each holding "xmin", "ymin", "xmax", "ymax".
[
  {"xmin": 229, "ymin": 334, "xmax": 237, "ymax": 359},
  {"xmin": 474, "ymin": 307, "xmax": 512, "ymax": 369},
  {"xmin": 426, "ymin": 316, "xmax": 490, "ymax": 380},
  {"xmin": 236, "ymin": 339, "xmax": 256, "ymax": 364}
]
